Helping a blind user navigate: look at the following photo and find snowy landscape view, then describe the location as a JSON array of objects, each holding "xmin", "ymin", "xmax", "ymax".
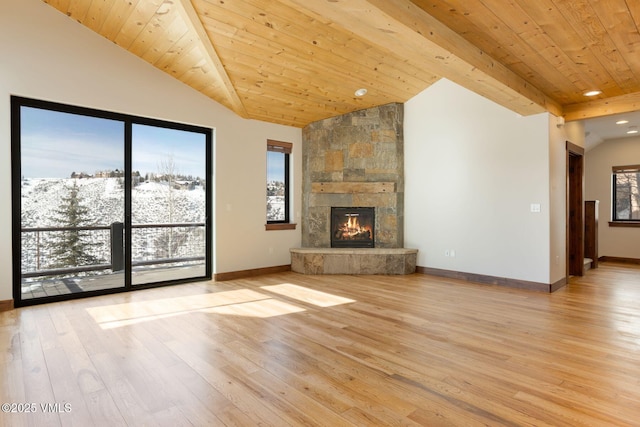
[
  {"xmin": 21, "ymin": 174, "xmax": 285, "ymax": 277},
  {"xmin": 266, "ymin": 180, "xmax": 286, "ymax": 222},
  {"xmin": 21, "ymin": 176, "xmax": 206, "ymax": 275}
]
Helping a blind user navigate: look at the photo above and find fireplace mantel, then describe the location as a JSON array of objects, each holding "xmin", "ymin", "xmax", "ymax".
[{"xmin": 311, "ymin": 182, "xmax": 395, "ymax": 194}]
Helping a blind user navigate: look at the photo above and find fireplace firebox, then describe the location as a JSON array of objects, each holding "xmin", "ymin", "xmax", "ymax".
[{"xmin": 331, "ymin": 207, "xmax": 375, "ymax": 248}]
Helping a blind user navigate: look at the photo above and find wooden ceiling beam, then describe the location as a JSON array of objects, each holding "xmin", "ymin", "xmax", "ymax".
[
  {"xmin": 177, "ymin": 0, "xmax": 248, "ymax": 118},
  {"xmin": 377, "ymin": 0, "xmax": 563, "ymax": 116},
  {"xmin": 563, "ymin": 91, "xmax": 640, "ymax": 122},
  {"xmin": 285, "ymin": 0, "xmax": 562, "ymax": 117}
]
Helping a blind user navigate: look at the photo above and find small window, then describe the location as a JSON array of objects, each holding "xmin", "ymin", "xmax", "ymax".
[
  {"xmin": 266, "ymin": 140, "xmax": 292, "ymax": 226},
  {"xmin": 612, "ymin": 165, "xmax": 640, "ymax": 221}
]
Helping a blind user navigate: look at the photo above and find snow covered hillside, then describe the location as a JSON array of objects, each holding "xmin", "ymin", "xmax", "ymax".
[
  {"xmin": 21, "ymin": 177, "xmax": 205, "ymax": 227},
  {"xmin": 20, "ymin": 178, "xmax": 206, "ymax": 273}
]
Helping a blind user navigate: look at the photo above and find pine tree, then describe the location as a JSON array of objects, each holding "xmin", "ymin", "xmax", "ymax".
[{"xmin": 50, "ymin": 180, "xmax": 100, "ymax": 268}]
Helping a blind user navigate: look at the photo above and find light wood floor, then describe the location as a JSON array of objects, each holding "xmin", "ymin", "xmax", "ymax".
[{"xmin": 1, "ymin": 262, "xmax": 639, "ymax": 426}]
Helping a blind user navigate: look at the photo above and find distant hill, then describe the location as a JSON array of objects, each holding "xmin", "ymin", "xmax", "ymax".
[
  {"xmin": 20, "ymin": 177, "xmax": 206, "ymax": 274},
  {"xmin": 21, "ymin": 177, "xmax": 205, "ymax": 227}
]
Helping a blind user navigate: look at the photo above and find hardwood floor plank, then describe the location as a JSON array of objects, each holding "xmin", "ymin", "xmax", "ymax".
[
  {"xmin": 18, "ymin": 308, "xmax": 62, "ymax": 427},
  {"xmin": 0, "ymin": 359, "xmax": 27, "ymax": 427},
  {"xmin": 165, "ymin": 339, "xmax": 295, "ymax": 426},
  {"xmin": 225, "ymin": 338, "xmax": 356, "ymax": 414},
  {"xmin": 89, "ymin": 351, "xmax": 159, "ymax": 426},
  {"xmin": 1, "ymin": 262, "xmax": 640, "ymax": 425},
  {"xmin": 342, "ymin": 405, "xmax": 420, "ymax": 427},
  {"xmin": 82, "ymin": 388, "xmax": 128, "ymax": 427},
  {"xmin": 236, "ymin": 365, "xmax": 353, "ymax": 426}
]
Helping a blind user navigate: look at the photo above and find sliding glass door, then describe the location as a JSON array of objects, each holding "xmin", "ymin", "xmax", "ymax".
[
  {"xmin": 131, "ymin": 124, "xmax": 208, "ymax": 285},
  {"xmin": 12, "ymin": 97, "xmax": 211, "ymax": 306},
  {"xmin": 17, "ymin": 105, "xmax": 126, "ymax": 300}
]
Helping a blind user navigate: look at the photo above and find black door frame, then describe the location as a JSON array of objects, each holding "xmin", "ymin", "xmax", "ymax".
[{"xmin": 11, "ymin": 96, "xmax": 212, "ymax": 307}]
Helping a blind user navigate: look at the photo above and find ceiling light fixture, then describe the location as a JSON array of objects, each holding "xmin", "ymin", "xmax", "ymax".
[
  {"xmin": 616, "ymin": 120, "xmax": 629, "ymax": 125},
  {"xmin": 627, "ymin": 126, "xmax": 638, "ymax": 134},
  {"xmin": 584, "ymin": 90, "xmax": 602, "ymax": 97},
  {"xmin": 354, "ymin": 88, "xmax": 367, "ymax": 97}
]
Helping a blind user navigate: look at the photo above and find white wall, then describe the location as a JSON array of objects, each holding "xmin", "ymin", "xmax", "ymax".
[
  {"xmin": 0, "ymin": 0, "xmax": 302, "ymax": 301},
  {"xmin": 585, "ymin": 136, "xmax": 640, "ymax": 259},
  {"xmin": 405, "ymin": 79, "xmax": 553, "ymax": 284}
]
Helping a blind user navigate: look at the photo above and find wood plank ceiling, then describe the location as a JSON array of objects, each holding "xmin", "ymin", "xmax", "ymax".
[{"xmin": 42, "ymin": 0, "xmax": 640, "ymax": 128}]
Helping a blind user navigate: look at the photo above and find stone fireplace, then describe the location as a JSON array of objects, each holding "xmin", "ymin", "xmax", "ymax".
[
  {"xmin": 293, "ymin": 102, "xmax": 416, "ymax": 275},
  {"xmin": 301, "ymin": 103, "xmax": 404, "ymax": 248}
]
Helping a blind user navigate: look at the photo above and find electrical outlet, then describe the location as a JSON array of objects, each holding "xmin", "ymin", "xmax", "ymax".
[
  {"xmin": 445, "ymin": 250, "xmax": 450, "ymax": 257},
  {"xmin": 450, "ymin": 250, "xmax": 456, "ymax": 257}
]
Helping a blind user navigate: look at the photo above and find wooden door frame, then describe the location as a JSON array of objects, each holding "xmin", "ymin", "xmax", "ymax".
[{"xmin": 566, "ymin": 141, "xmax": 585, "ymax": 279}]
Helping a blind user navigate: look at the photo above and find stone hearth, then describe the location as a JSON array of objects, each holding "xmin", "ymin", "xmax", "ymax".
[{"xmin": 291, "ymin": 248, "xmax": 417, "ymax": 275}]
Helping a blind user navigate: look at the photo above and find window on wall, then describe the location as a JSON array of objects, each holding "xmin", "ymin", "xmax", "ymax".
[
  {"xmin": 266, "ymin": 140, "xmax": 295, "ymax": 230},
  {"xmin": 612, "ymin": 165, "xmax": 640, "ymax": 222}
]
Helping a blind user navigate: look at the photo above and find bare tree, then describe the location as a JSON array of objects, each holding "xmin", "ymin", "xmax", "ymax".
[
  {"xmin": 616, "ymin": 172, "xmax": 640, "ymax": 219},
  {"xmin": 157, "ymin": 155, "xmax": 179, "ymax": 258}
]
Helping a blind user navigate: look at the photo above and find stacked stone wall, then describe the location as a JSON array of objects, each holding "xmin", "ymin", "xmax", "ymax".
[{"xmin": 301, "ymin": 103, "xmax": 404, "ymax": 248}]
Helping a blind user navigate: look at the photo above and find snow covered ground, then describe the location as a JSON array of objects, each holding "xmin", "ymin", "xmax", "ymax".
[
  {"xmin": 20, "ymin": 177, "xmax": 206, "ymax": 273},
  {"xmin": 267, "ymin": 195, "xmax": 285, "ymax": 221},
  {"xmin": 21, "ymin": 177, "xmax": 205, "ymax": 227}
]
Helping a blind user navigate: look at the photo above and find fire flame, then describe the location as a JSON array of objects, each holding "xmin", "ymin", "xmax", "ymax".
[
  {"xmin": 336, "ymin": 214, "xmax": 371, "ymax": 240},
  {"xmin": 347, "ymin": 215, "xmax": 359, "ymax": 230}
]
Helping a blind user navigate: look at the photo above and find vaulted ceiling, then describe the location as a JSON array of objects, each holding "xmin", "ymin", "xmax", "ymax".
[{"xmin": 42, "ymin": 0, "xmax": 640, "ymax": 128}]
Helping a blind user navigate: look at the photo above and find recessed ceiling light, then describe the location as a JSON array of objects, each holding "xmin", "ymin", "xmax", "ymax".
[
  {"xmin": 354, "ymin": 88, "xmax": 367, "ymax": 97},
  {"xmin": 584, "ymin": 90, "xmax": 602, "ymax": 97},
  {"xmin": 627, "ymin": 126, "xmax": 638, "ymax": 134},
  {"xmin": 616, "ymin": 120, "xmax": 629, "ymax": 125}
]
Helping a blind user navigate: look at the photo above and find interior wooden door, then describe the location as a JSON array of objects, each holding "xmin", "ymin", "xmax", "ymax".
[{"xmin": 567, "ymin": 142, "xmax": 584, "ymax": 277}]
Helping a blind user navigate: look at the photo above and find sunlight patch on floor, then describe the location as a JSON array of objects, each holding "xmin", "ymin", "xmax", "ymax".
[
  {"xmin": 95, "ymin": 310, "xmax": 188, "ymax": 329},
  {"xmin": 200, "ymin": 298, "xmax": 305, "ymax": 317},
  {"xmin": 86, "ymin": 288, "xmax": 306, "ymax": 329},
  {"xmin": 261, "ymin": 283, "xmax": 356, "ymax": 307}
]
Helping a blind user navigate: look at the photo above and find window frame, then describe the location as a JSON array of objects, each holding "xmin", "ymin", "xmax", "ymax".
[
  {"xmin": 610, "ymin": 164, "xmax": 640, "ymax": 226},
  {"xmin": 265, "ymin": 139, "xmax": 296, "ymax": 230}
]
